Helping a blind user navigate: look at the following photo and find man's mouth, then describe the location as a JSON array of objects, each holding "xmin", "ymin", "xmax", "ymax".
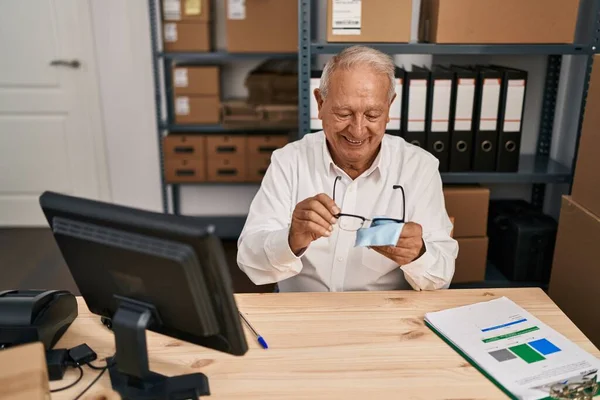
[{"xmin": 343, "ymin": 136, "xmax": 365, "ymax": 146}]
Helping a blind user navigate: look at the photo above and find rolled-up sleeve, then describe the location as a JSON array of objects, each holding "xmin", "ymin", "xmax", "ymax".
[
  {"xmin": 400, "ymin": 166, "xmax": 458, "ymax": 290},
  {"xmin": 237, "ymin": 150, "xmax": 303, "ymax": 285}
]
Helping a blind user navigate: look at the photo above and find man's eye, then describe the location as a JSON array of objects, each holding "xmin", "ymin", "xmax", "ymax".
[
  {"xmin": 366, "ymin": 114, "xmax": 380, "ymax": 120},
  {"xmin": 337, "ymin": 113, "xmax": 351, "ymax": 118}
]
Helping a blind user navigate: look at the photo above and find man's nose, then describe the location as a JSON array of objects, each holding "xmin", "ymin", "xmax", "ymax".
[{"xmin": 348, "ymin": 115, "xmax": 366, "ymax": 137}]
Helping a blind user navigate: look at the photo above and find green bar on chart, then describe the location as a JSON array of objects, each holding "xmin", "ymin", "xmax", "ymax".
[{"xmin": 509, "ymin": 344, "xmax": 546, "ymax": 364}]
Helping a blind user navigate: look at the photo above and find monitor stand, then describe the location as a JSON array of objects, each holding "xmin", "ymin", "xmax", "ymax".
[{"xmin": 107, "ymin": 296, "xmax": 210, "ymax": 399}]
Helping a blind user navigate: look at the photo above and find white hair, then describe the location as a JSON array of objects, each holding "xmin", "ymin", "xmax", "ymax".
[{"xmin": 319, "ymin": 45, "xmax": 396, "ymax": 101}]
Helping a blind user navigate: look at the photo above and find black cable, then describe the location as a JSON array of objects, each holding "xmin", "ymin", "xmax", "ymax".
[
  {"xmin": 73, "ymin": 366, "xmax": 107, "ymax": 400},
  {"xmin": 49, "ymin": 365, "xmax": 84, "ymax": 393}
]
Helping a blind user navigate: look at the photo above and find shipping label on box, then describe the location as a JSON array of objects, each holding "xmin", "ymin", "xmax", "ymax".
[
  {"xmin": 174, "ymin": 68, "xmax": 189, "ymax": 87},
  {"xmin": 185, "ymin": 0, "xmax": 201, "ymax": 15},
  {"xmin": 332, "ymin": 0, "xmax": 362, "ymax": 35},
  {"xmin": 164, "ymin": 23, "xmax": 178, "ymax": 42},
  {"xmin": 228, "ymin": 0, "xmax": 246, "ymax": 20},
  {"xmin": 175, "ymin": 97, "xmax": 190, "ymax": 115},
  {"xmin": 163, "ymin": 0, "xmax": 181, "ymax": 20}
]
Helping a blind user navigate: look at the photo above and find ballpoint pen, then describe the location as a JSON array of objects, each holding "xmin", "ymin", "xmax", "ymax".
[{"xmin": 239, "ymin": 312, "xmax": 268, "ymax": 349}]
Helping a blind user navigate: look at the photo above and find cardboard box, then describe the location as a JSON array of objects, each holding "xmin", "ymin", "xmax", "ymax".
[
  {"xmin": 443, "ymin": 186, "xmax": 490, "ymax": 237},
  {"xmin": 257, "ymin": 104, "xmax": 298, "ymax": 127},
  {"xmin": 247, "ymin": 135, "xmax": 288, "ymax": 156},
  {"xmin": 420, "ymin": 0, "xmax": 579, "ymax": 44},
  {"xmin": 225, "ymin": 0, "xmax": 297, "ymax": 52},
  {"xmin": 163, "ymin": 135, "xmax": 205, "ymax": 159},
  {"xmin": 207, "ymin": 155, "xmax": 247, "ymax": 182},
  {"xmin": 165, "ymin": 158, "xmax": 206, "ymax": 183},
  {"xmin": 172, "ymin": 66, "xmax": 219, "ymax": 97},
  {"xmin": 327, "ymin": 0, "xmax": 412, "ymax": 43},
  {"xmin": 247, "ymin": 154, "xmax": 271, "ymax": 183},
  {"xmin": 221, "ymin": 100, "xmax": 262, "ymax": 126},
  {"xmin": 549, "ymin": 196, "xmax": 600, "ymax": 348},
  {"xmin": 206, "ymin": 135, "xmax": 246, "ymax": 157},
  {"xmin": 162, "ymin": 0, "xmax": 210, "ymax": 23},
  {"xmin": 163, "ymin": 22, "xmax": 210, "ymax": 52},
  {"xmin": 453, "ymin": 237, "xmax": 488, "ymax": 283},
  {"xmin": 572, "ymin": 55, "xmax": 600, "ymax": 217},
  {"xmin": 0, "ymin": 342, "xmax": 49, "ymax": 400},
  {"xmin": 174, "ymin": 96, "xmax": 220, "ymax": 124}
]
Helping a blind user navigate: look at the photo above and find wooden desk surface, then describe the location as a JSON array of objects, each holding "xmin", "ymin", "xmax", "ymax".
[{"xmin": 52, "ymin": 288, "xmax": 599, "ymax": 400}]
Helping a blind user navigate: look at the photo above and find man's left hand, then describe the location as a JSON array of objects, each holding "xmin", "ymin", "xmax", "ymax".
[{"xmin": 370, "ymin": 222, "xmax": 425, "ymax": 265}]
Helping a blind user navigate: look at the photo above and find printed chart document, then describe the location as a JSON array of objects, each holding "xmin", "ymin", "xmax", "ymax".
[{"xmin": 425, "ymin": 297, "xmax": 599, "ymax": 400}]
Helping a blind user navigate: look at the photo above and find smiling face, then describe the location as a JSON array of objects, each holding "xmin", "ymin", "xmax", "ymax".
[{"xmin": 315, "ymin": 64, "xmax": 395, "ymax": 178}]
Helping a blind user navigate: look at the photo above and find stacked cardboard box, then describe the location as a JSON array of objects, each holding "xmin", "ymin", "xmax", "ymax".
[
  {"xmin": 419, "ymin": 0, "xmax": 579, "ymax": 44},
  {"xmin": 225, "ymin": 0, "xmax": 297, "ymax": 52},
  {"xmin": 163, "ymin": 134, "xmax": 288, "ymax": 183},
  {"xmin": 327, "ymin": 0, "xmax": 412, "ymax": 43},
  {"xmin": 443, "ymin": 186, "xmax": 490, "ymax": 283},
  {"xmin": 245, "ymin": 60, "xmax": 298, "ymax": 105},
  {"xmin": 549, "ymin": 56, "xmax": 600, "ymax": 348},
  {"xmin": 162, "ymin": 0, "xmax": 211, "ymax": 52},
  {"xmin": 221, "ymin": 100, "xmax": 297, "ymax": 129},
  {"xmin": 173, "ymin": 65, "xmax": 220, "ymax": 124}
]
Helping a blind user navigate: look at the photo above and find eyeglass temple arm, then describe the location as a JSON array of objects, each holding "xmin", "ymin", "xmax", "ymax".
[{"xmin": 392, "ymin": 185, "xmax": 406, "ymax": 222}]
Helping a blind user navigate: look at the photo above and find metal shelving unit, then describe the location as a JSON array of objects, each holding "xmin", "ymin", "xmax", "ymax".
[
  {"xmin": 298, "ymin": 0, "xmax": 600, "ymax": 210},
  {"xmin": 149, "ymin": 0, "xmax": 600, "ymax": 241}
]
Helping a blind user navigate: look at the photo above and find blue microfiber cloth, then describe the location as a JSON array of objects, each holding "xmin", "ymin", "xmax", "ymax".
[{"xmin": 354, "ymin": 218, "xmax": 405, "ymax": 247}]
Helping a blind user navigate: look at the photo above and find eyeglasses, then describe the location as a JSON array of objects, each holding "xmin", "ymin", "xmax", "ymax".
[{"xmin": 332, "ymin": 176, "xmax": 405, "ymax": 232}]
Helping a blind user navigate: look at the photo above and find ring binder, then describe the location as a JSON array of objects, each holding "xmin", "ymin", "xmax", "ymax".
[{"xmin": 549, "ymin": 374, "xmax": 599, "ymax": 400}]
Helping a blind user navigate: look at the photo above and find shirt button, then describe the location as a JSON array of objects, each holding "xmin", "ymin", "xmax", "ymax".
[{"xmin": 337, "ymin": 256, "xmax": 344, "ymax": 262}]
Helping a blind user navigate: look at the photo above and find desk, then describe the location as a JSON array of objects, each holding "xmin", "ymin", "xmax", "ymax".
[{"xmin": 52, "ymin": 288, "xmax": 599, "ymax": 399}]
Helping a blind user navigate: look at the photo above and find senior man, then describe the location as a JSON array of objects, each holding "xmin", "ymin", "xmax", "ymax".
[{"xmin": 237, "ymin": 45, "xmax": 458, "ymax": 292}]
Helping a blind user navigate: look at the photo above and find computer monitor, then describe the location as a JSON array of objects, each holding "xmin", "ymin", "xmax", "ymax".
[{"xmin": 39, "ymin": 191, "xmax": 248, "ymax": 399}]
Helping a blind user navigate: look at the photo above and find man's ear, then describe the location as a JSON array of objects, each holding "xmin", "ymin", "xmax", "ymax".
[
  {"xmin": 314, "ymin": 88, "xmax": 325, "ymax": 118},
  {"xmin": 387, "ymin": 93, "xmax": 397, "ymax": 123}
]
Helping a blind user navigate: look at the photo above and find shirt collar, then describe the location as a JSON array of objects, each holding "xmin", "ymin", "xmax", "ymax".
[{"xmin": 321, "ymin": 132, "xmax": 386, "ymax": 180}]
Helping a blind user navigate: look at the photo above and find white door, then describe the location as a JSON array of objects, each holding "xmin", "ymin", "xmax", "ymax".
[{"xmin": 0, "ymin": 0, "xmax": 110, "ymax": 226}]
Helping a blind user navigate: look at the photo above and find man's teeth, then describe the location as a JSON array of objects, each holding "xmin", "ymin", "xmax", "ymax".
[{"xmin": 345, "ymin": 137, "xmax": 363, "ymax": 144}]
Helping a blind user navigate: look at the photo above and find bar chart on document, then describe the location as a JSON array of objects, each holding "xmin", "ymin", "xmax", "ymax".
[{"xmin": 425, "ymin": 297, "xmax": 599, "ymax": 399}]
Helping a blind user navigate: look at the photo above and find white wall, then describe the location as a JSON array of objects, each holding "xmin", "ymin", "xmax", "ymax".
[{"xmin": 90, "ymin": 0, "xmax": 163, "ymax": 212}]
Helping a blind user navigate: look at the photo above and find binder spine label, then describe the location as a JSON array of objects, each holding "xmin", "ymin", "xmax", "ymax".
[
  {"xmin": 332, "ymin": 0, "xmax": 362, "ymax": 35},
  {"xmin": 387, "ymin": 78, "xmax": 402, "ymax": 130},
  {"xmin": 432, "ymin": 80, "xmax": 452, "ymax": 132},
  {"xmin": 503, "ymin": 80, "xmax": 526, "ymax": 132},
  {"xmin": 455, "ymin": 78, "xmax": 475, "ymax": 131},
  {"xmin": 480, "ymin": 78, "xmax": 501, "ymax": 131},
  {"xmin": 408, "ymin": 80, "xmax": 427, "ymax": 132},
  {"xmin": 310, "ymin": 78, "xmax": 322, "ymax": 130}
]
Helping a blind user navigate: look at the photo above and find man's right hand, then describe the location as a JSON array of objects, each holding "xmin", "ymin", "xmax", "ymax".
[{"xmin": 288, "ymin": 193, "xmax": 340, "ymax": 255}]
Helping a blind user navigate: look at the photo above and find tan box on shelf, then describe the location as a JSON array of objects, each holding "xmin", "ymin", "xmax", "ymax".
[
  {"xmin": 0, "ymin": 342, "xmax": 49, "ymax": 400},
  {"xmin": 247, "ymin": 135, "xmax": 289, "ymax": 156},
  {"xmin": 225, "ymin": 0, "xmax": 298, "ymax": 52},
  {"xmin": 164, "ymin": 158, "xmax": 206, "ymax": 183},
  {"xmin": 221, "ymin": 100, "xmax": 262, "ymax": 126},
  {"xmin": 549, "ymin": 196, "xmax": 600, "ymax": 348},
  {"xmin": 161, "ymin": 0, "xmax": 211, "ymax": 23},
  {"xmin": 163, "ymin": 22, "xmax": 210, "ymax": 52},
  {"xmin": 247, "ymin": 154, "xmax": 271, "ymax": 183},
  {"xmin": 206, "ymin": 135, "xmax": 247, "ymax": 157},
  {"xmin": 452, "ymin": 237, "xmax": 488, "ymax": 284},
  {"xmin": 572, "ymin": 55, "xmax": 600, "ymax": 217},
  {"xmin": 327, "ymin": 0, "xmax": 412, "ymax": 43},
  {"xmin": 172, "ymin": 66, "xmax": 219, "ymax": 97},
  {"xmin": 174, "ymin": 95, "xmax": 220, "ymax": 124},
  {"xmin": 163, "ymin": 135, "xmax": 206, "ymax": 159},
  {"xmin": 419, "ymin": 0, "xmax": 579, "ymax": 44},
  {"xmin": 207, "ymin": 155, "xmax": 247, "ymax": 182},
  {"xmin": 443, "ymin": 186, "xmax": 490, "ymax": 238}
]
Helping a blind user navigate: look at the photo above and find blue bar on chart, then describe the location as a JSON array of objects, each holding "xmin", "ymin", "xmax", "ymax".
[
  {"xmin": 528, "ymin": 338, "xmax": 561, "ymax": 355},
  {"xmin": 481, "ymin": 318, "xmax": 528, "ymax": 332}
]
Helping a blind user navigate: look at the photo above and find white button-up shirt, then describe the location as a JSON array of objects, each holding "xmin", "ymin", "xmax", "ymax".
[{"xmin": 237, "ymin": 131, "xmax": 458, "ymax": 292}]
